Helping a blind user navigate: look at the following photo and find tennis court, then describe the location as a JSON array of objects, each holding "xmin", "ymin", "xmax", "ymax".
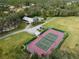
[
  {"xmin": 27, "ymin": 29, "xmax": 64, "ymax": 56},
  {"xmin": 36, "ymin": 33, "xmax": 58, "ymax": 51}
]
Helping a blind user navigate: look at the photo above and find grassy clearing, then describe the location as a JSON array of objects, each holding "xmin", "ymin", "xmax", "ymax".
[
  {"xmin": 17, "ymin": 21, "xmax": 27, "ymax": 30},
  {"xmin": 43, "ymin": 17, "xmax": 79, "ymax": 54},
  {"xmin": 0, "ymin": 32, "xmax": 34, "ymax": 59}
]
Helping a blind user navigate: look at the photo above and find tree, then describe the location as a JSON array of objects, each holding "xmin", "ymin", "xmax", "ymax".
[{"xmin": 0, "ymin": 47, "xmax": 3, "ymax": 59}]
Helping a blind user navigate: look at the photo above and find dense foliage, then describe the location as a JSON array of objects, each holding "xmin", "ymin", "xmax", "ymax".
[
  {"xmin": 1, "ymin": 0, "xmax": 79, "ymax": 17},
  {"xmin": 30, "ymin": 49, "xmax": 79, "ymax": 59},
  {"xmin": 0, "ymin": 12, "xmax": 24, "ymax": 34},
  {"xmin": 0, "ymin": 0, "xmax": 79, "ymax": 33},
  {"xmin": 26, "ymin": 0, "xmax": 79, "ymax": 17}
]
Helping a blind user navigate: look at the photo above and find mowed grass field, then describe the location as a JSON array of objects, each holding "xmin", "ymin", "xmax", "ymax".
[
  {"xmin": 43, "ymin": 17, "xmax": 79, "ymax": 54},
  {"xmin": 0, "ymin": 32, "xmax": 34, "ymax": 59}
]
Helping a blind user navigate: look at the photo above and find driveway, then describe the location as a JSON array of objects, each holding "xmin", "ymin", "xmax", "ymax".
[
  {"xmin": 0, "ymin": 24, "xmax": 31, "ymax": 39},
  {"xmin": 23, "ymin": 17, "xmax": 59, "ymax": 36}
]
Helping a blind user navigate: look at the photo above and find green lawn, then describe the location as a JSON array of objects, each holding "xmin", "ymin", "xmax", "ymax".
[
  {"xmin": 0, "ymin": 32, "xmax": 34, "ymax": 59},
  {"xmin": 43, "ymin": 17, "xmax": 79, "ymax": 54}
]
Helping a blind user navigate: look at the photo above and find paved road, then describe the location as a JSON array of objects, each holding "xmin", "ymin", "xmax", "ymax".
[
  {"xmin": 0, "ymin": 17, "xmax": 61, "ymax": 39},
  {"xmin": 0, "ymin": 24, "xmax": 31, "ymax": 39},
  {"xmin": 0, "ymin": 30, "xmax": 24, "ymax": 39}
]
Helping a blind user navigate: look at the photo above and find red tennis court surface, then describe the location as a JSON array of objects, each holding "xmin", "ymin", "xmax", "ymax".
[{"xmin": 27, "ymin": 29, "xmax": 64, "ymax": 56}]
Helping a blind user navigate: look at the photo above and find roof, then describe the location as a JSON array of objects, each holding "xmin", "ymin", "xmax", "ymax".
[
  {"xmin": 33, "ymin": 17, "xmax": 44, "ymax": 21},
  {"xmin": 27, "ymin": 29, "xmax": 64, "ymax": 56},
  {"xmin": 9, "ymin": 6, "xmax": 15, "ymax": 9},
  {"xmin": 23, "ymin": 17, "xmax": 34, "ymax": 23}
]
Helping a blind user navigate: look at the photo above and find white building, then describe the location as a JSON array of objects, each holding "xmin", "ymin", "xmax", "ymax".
[
  {"xmin": 23, "ymin": 17, "xmax": 34, "ymax": 24},
  {"xmin": 23, "ymin": 16, "xmax": 44, "ymax": 24},
  {"xmin": 33, "ymin": 17, "xmax": 44, "ymax": 22}
]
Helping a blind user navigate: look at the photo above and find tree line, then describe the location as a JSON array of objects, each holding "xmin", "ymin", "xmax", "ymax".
[
  {"xmin": 30, "ymin": 49, "xmax": 79, "ymax": 59},
  {"xmin": 0, "ymin": 12, "xmax": 24, "ymax": 34},
  {"xmin": 25, "ymin": 0, "xmax": 79, "ymax": 17}
]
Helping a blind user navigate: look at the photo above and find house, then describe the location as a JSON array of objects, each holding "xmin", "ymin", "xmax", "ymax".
[
  {"xmin": 22, "ymin": 5, "xmax": 30, "ymax": 9},
  {"xmin": 33, "ymin": 17, "xmax": 44, "ymax": 22},
  {"xmin": 27, "ymin": 29, "xmax": 64, "ymax": 56},
  {"xmin": 9, "ymin": 6, "xmax": 15, "ymax": 9},
  {"xmin": 23, "ymin": 16, "xmax": 34, "ymax": 24},
  {"xmin": 3, "ymin": 11, "xmax": 9, "ymax": 14},
  {"xmin": 23, "ymin": 16, "xmax": 44, "ymax": 24}
]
